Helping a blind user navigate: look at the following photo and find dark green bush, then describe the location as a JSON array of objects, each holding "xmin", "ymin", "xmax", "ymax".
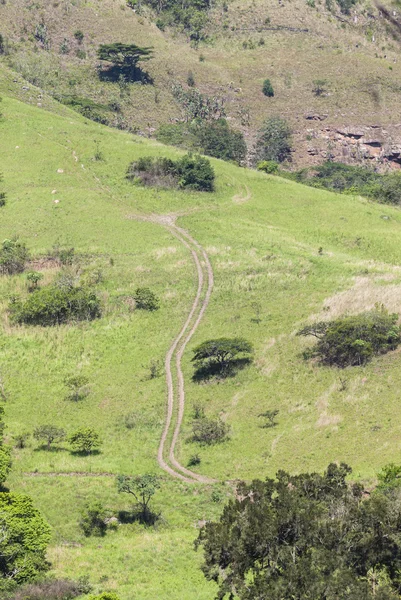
[
  {"xmin": 177, "ymin": 153, "xmax": 215, "ymax": 191},
  {"xmin": 0, "ymin": 173, "xmax": 6, "ymax": 207},
  {"xmin": 80, "ymin": 501, "xmax": 108, "ymax": 537},
  {"xmin": 155, "ymin": 119, "xmax": 246, "ymax": 165},
  {"xmin": 191, "ymin": 416, "xmax": 230, "ymax": 445},
  {"xmin": 134, "ymin": 287, "xmax": 160, "ymax": 311},
  {"xmin": 193, "ymin": 119, "xmax": 247, "ymax": 164},
  {"xmin": 262, "ymin": 78, "xmax": 274, "ymax": 97},
  {"xmin": 298, "ymin": 307, "xmax": 400, "ymax": 367},
  {"xmin": 292, "ymin": 161, "xmax": 401, "ymax": 206},
  {"xmin": 254, "ymin": 116, "xmax": 292, "ymax": 164},
  {"xmin": 10, "ymin": 286, "xmax": 101, "ymax": 326},
  {"xmin": 0, "ymin": 239, "xmax": 29, "ymax": 275},
  {"xmin": 127, "ymin": 153, "xmax": 214, "ymax": 191}
]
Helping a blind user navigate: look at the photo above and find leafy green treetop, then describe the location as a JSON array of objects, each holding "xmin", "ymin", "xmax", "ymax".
[
  {"xmin": 192, "ymin": 337, "xmax": 253, "ymax": 370},
  {"xmin": 97, "ymin": 43, "xmax": 153, "ymax": 79},
  {"xmin": 0, "ymin": 492, "xmax": 51, "ymax": 585},
  {"xmin": 69, "ymin": 427, "xmax": 101, "ymax": 454},
  {"xmin": 196, "ymin": 463, "xmax": 401, "ymax": 599}
]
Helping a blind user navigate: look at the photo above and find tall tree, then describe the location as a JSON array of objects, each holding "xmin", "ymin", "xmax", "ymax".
[{"xmin": 196, "ymin": 463, "xmax": 401, "ymax": 599}]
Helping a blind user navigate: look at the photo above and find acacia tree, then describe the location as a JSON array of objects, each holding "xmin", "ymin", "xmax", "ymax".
[
  {"xmin": 116, "ymin": 474, "xmax": 160, "ymax": 523},
  {"xmin": 97, "ymin": 43, "xmax": 153, "ymax": 82},
  {"xmin": 33, "ymin": 424, "xmax": 66, "ymax": 450},
  {"xmin": 192, "ymin": 338, "xmax": 253, "ymax": 373}
]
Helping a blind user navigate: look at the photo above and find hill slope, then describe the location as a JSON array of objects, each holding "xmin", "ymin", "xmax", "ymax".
[
  {"xmin": 1, "ymin": 0, "xmax": 401, "ymax": 167},
  {"xmin": 2, "ymin": 90, "xmax": 401, "ymax": 597}
]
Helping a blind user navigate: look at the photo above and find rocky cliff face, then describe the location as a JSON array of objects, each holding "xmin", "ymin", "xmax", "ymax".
[{"xmin": 299, "ymin": 117, "xmax": 401, "ymax": 170}]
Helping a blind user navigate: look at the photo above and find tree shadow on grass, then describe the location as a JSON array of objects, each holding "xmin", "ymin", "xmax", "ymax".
[
  {"xmin": 192, "ymin": 358, "xmax": 252, "ymax": 383},
  {"xmin": 69, "ymin": 449, "xmax": 102, "ymax": 457},
  {"xmin": 98, "ymin": 65, "xmax": 153, "ymax": 84},
  {"xmin": 33, "ymin": 445, "xmax": 67, "ymax": 453},
  {"xmin": 118, "ymin": 508, "xmax": 160, "ymax": 527}
]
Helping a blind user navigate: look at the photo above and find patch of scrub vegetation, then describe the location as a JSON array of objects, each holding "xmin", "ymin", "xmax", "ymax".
[
  {"xmin": 298, "ymin": 306, "xmax": 401, "ymax": 367},
  {"xmin": 126, "ymin": 153, "xmax": 215, "ymax": 191},
  {"xmin": 285, "ymin": 161, "xmax": 401, "ymax": 206},
  {"xmin": 156, "ymin": 119, "xmax": 247, "ymax": 165}
]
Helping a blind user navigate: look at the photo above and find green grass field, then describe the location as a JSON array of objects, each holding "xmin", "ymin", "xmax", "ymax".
[{"xmin": 2, "ymin": 90, "xmax": 401, "ymax": 598}]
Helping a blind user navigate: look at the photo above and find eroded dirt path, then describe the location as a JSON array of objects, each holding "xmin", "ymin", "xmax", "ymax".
[{"xmin": 134, "ymin": 214, "xmax": 215, "ymax": 484}]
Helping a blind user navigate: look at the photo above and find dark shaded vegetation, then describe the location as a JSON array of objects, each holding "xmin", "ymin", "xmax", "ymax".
[
  {"xmin": 80, "ymin": 501, "xmax": 109, "ymax": 537},
  {"xmin": 298, "ymin": 307, "xmax": 400, "ymax": 367},
  {"xmin": 258, "ymin": 408, "xmax": 279, "ymax": 428},
  {"xmin": 97, "ymin": 43, "xmax": 153, "ymax": 83},
  {"xmin": 287, "ymin": 161, "xmax": 401, "ymax": 205},
  {"xmin": 192, "ymin": 337, "xmax": 253, "ymax": 380},
  {"xmin": 134, "ymin": 287, "xmax": 160, "ymax": 311},
  {"xmin": 196, "ymin": 462, "xmax": 401, "ymax": 599},
  {"xmin": 9, "ymin": 285, "xmax": 101, "ymax": 326},
  {"xmin": 0, "ymin": 493, "xmax": 51, "ymax": 589},
  {"xmin": 157, "ymin": 119, "xmax": 246, "ymax": 164},
  {"xmin": 127, "ymin": 153, "xmax": 215, "ymax": 191},
  {"xmin": 254, "ymin": 116, "xmax": 292, "ymax": 164},
  {"xmin": 191, "ymin": 416, "xmax": 230, "ymax": 445},
  {"xmin": 262, "ymin": 78, "xmax": 274, "ymax": 97},
  {"xmin": 0, "ymin": 238, "xmax": 29, "ymax": 275},
  {"xmin": 116, "ymin": 474, "xmax": 161, "ymax": 525}
]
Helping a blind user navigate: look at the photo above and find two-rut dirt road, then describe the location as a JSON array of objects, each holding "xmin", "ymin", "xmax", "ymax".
[{"xmin": 146, "ymin": 216, "xmax": 216, "ymax": 484}]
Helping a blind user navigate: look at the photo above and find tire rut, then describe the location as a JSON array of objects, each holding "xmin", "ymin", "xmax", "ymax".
[{"xmin": 156, "ymin": 221, "xmax": 216, "ymax": 484}]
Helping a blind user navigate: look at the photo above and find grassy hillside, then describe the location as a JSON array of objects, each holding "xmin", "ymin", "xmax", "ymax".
[
  {"xmin": 2, "ymin": 89, "xmax": 401, "ymax": 597},
  {"xmin": 1, "ymin": 0, "xmax": 401, "ymax": 166}
]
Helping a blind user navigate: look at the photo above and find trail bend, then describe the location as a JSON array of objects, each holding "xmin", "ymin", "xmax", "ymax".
[{"xmin": 133, "ymin": 214, "xmax": 216, "ymax": 484}]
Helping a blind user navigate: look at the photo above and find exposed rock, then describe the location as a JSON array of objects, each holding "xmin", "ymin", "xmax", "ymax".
[
  {"xmin": 336, "ymin": 127, "xmax": 364, "ymax": 139},
  {"xmin": 304, "ymin": 113, "xmax": 328, "ymax": 121}
]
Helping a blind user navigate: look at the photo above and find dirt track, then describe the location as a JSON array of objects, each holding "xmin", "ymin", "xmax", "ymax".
[{"xmin": 153, "ymin": 218, "xmax": 216, "ymax": 484}]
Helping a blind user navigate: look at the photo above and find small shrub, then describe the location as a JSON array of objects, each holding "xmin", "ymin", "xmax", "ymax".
[
  {"xmin": 0, "ymin": 238, "xmax": 29, "ymax": 275},
  {"xmin": 187, "ymin": 70, "xmax": 195, "ymax": 87},
  {"xmin": 312, "ymin": 79, "xmax": 328, "ymax": 97},
  {"xmin": 10, "ymin": 285, "xmax": 101, "ymax": 326},
  {"xmin": 257, "ymin": 160, "xmax": 279, "ymax": 174},
  {"xmin": 64, "ymin": 375, "xmax": 90, "ymax": 402},
  {"xmin": 193, "ymin": 119, "xmax": 247, "ymax": 165},
  {"xmin": 80, "ymin": 501, "xmax": 108, "ymax": 537},
  {"xmin": 134, "ymin": 287, "xmax": 160, "ymax": 311},
  {"xmin": 188, "ymin": 453, "xmax": 201, "ymax": 466},
  {"xmin": 26, "ymin": 271, "xmax": 43, "ymax": 291},
  {"xmin": 258, "ymin": 409, "xmax": 279, "ymax": 428},
  {"xmin": 13, "ymin": 432, "xmax": 30, "ymax": 449},
  {"xmin": 262, "ymin": 78, "xmax": 274, "ymax": 97},
  {"xmin": 69, "ymin": 427, "xmax": 101, "ymax": 454},
  {"xmin": 298, "ymin": 307, "xmax": 400, "ymax": 367},
  {"xmin": 88, "ymin": 593, "xmax": 120, "ymax": 600},
  {"xmin": 191, "ymin": 417, "xmax": 230, "ymax": 445},
  {"xmin": 74, "ymin": 30, "xmax": 84, "ymax": 43}
]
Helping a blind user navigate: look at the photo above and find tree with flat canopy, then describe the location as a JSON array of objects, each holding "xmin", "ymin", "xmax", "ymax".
[
  {"xmin": 192, "ymin": 337, "xmax": 253, "ymax": 373},
  {"xmin": 97, "ymin": 43, "xmax": 153, "ymax": 82}
]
